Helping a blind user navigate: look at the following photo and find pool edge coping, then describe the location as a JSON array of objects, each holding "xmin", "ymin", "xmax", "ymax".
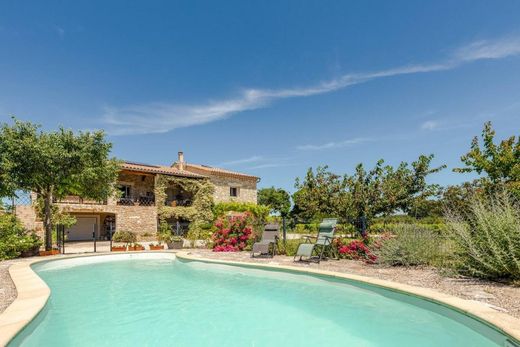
[
  {"xmin": 0, "ymin": 250, "xmax": 518, "ymax": 346},
  {"xmin": 176, "ymin": 251, "xmax": 520, "ymax": 344}
]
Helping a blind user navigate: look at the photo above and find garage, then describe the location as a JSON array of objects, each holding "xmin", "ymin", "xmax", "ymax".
[{"xmin": 66, "ymin": 216, "xmax": 97, "ymax": 241}]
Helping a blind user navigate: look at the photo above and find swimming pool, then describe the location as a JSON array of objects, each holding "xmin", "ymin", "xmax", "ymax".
[{"xmin": 8, "ymin": 254, "xmax": 517, "ymax": 346}]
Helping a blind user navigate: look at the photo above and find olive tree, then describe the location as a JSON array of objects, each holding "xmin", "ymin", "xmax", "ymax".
[{"xmin": 0, "ymin": 118, "xmax": 120, "ymax": 250}]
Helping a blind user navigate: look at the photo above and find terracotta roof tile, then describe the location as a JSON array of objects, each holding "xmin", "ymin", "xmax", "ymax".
[
  {"xmin": 183, "ymin": 163, "xmax": 259, "ymax": 180},
  {"xmin": 121, "ymin": 162, "xmax": 206, "ymax": 178}
]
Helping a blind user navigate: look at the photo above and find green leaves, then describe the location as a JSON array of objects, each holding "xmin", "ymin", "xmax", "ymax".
[
  {"xmin": 257, "ymin": 187, "xmax": 291, "ymax": 216},
  {"xmin": 455, "ymin": 121, "xmax": 520, "ymax": 197},
  {"xmin": 291, "ymin": 155, "xmax": 445, "ymax": 224},
  {"xmin": 0, "ymin": 119, "xmax": 120, "ymax": 201},
  {"xmin": 0, "ymin": 118, "xmax": 120, "ymax": 249}
]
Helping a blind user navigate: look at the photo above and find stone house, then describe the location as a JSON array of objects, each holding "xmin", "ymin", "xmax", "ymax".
[{"xmin": 16, "ymin": 152, "xmax": 259, "ymax": 241}]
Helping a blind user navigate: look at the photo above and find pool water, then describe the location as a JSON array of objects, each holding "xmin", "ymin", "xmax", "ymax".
[{"xmin": 10, "ymin": 255, "xmax": 509, "ymax": 346}]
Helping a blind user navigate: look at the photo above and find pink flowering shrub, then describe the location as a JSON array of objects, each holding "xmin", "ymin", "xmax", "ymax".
[
  {"xmin": 212, "ymin": 213, "xmax": 253, "ymax": 252},
  {"xmin": 334, "ymin": 238, "xmax": 377, "ymax": 264}
]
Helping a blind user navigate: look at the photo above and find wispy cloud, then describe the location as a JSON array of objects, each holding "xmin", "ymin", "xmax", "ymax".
[
  {"xmin": 421, "ymin": 120, "xmax": 439, "ymax": 130},
  {"xmin": 53, "ymin": 25, "xmax": 65, "ymax": 39},
  {"xmin": 101, "ymin": 36, "xmax": 520, "ymax": 135},
  {"xmin": 216, "ymin": 155, "xmax": 263, "ymax": 166},
  {"xmin": 296, "ymin": 137, "xmax": 372, "ymax": 151},
  {"xmin": 247, "ymin": 162, "xmax": 297, "ymax": 170}
]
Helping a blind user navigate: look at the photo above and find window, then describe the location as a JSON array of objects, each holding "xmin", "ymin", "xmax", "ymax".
[
  {"xmin": 119, "ymin": 185, "xmax": 131, "ymax": 199},
  {"xmin": 230, "ymin": 187, "xmax": 239, "ymax": 197}
]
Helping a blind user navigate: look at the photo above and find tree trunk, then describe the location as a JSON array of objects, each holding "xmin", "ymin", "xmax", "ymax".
[{"xmin": 43, "ymin": 191, "xmax": 53, "ymax": 251}]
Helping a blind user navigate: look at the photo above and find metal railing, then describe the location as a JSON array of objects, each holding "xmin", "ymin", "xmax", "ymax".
[
  {"xmin": 117, "ymin": 195, "xmax": 155, "ymax": 206},
  {"xmin": 164, "ymin": 198, "xmax": 192, "ymax": 207},
  {"xmin": 54, "ymin": 196, "xmax": 107, "ymax": 205}
]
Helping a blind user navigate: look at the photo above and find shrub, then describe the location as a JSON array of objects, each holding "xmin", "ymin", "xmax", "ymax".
[
  {"xmin": 277, "ymin": 239, "xmax": 301, "ymax": 256},
  {"xmin": 292, "ymin": 223, "xmax": 356, "ymax": 235},
  {"xmin": 375, "ymin": 224, "xmax": 447, "ymax": 267},
  {"xmin": 212, "ymin": 213, "xmax": 253, "ymax": 252},
  {"xmin": 446, "ymin": 192, "xmax": 520, "ymax": 281},
  {"xmin": 0, "ymin": 214, "xmax": 41, "ymax": 260},
  {"xmin": 334, "ymin": 238, "xmax": 377, "ymax": 263},
  {"xmin": 369, "ymin": 222, "xmax": 446, "ymax": 234},
  {"xmin": 112, "ymin": 230, "xmax": 137, "ymax": 245},
  {"xmin": 213, "ymin": 202, "xmax": 269, "ymax": 236}
]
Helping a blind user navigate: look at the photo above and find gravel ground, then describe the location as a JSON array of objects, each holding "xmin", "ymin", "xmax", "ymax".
[
  {"xmin": 1, "ymin": 250, "xmax": 519, "ymax": 319},
  {"xmin": 0, "ymin": 259, "xmax": 18, "ymax": 313}
]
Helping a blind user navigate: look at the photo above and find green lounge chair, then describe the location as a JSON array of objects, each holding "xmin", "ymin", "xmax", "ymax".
[
  {"xmin": 294, "ymin": 218, "xmax": 338, "ymax": 263},
  {"xmin": 251, "ymin": 224, "xmax": 279, "ymax": 258}
]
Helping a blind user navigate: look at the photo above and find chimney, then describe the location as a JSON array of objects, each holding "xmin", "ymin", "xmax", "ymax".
[{"xmin": 177, "ymin": 151, "xmax": 185, "ymax": 170}]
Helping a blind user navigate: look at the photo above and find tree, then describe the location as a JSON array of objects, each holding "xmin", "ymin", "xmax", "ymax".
[
  {"xmin": 291, "ymin": 155, "xmax": 445, "ymax": 225},
  {"xmin": 257, "ymin": 187, "xmax": 291, "ymax": 216},
  {"xmin": 0, "ymin": 118, "xmax": 120, "ymax": 250},
  {"xmin": 454, "ymin": 121, "xmax": 520, "ymax": 196},
  {"xmin": 345, "ymin": 154, "xmax": 445, "ymax": 222},
  {"xmin": 440, "ymin": 181, "xmax": 482, "ymax": 216},
  {"xmin": 291, "ymin": 166, "xmax": 351, "ymax": 222}
]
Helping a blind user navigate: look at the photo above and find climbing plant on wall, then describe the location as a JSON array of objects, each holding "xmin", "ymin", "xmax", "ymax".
[{"xmin": 155, "ymin": 175, "xmax": 215, "ymax": 241}]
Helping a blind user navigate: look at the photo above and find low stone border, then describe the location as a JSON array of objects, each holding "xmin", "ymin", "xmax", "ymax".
[
  {"xmin": 1, "ymin": 251, "xmax": 519, "ymax": 346},
  {"xmin": 176, "ymin": 251, "xmax": 520, "ymax": 345},
  {"xmin": 0, "ymin": 258, "xmax": 50, "ymax": 347}
]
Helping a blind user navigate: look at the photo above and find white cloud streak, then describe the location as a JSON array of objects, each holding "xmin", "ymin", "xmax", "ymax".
[
  {"xmin": 216, "ymin": 155, "xmax": 263, "ymax": 166},
  {"xmin": 421, "ymin": 120, "xmax": 439, "ymax": 130},
  {"xmin": 247, "ymin": 162, "xmax": 297, "ymax": 170},
  {"xmin": 101, "ymin": 36, "xmax": 520, "ymax": 135},
  {"xmin": 296, "ymin": 137, "xmax": 372, "ymax": 151}
]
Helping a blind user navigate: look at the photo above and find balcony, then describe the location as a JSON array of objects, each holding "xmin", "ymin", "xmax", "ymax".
[
  {"xmin": 117, "ymin": 195, "xmax": 155, "ymax": 207},
  {"xmin": 164, "ymin": 198, "xmax": 192, "ymax": 207},
  {"xmin": 54, "ymin": 196, "xmax": 107, "ymax": 205}
]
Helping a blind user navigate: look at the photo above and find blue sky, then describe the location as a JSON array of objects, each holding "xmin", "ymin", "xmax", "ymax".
[{"xmin": 1, "ymin": 1, "xmax": 519, "ymax": 192}]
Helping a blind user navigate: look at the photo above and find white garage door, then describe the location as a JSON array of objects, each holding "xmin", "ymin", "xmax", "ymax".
[{"xmin": 66, "ymin": 217, "xmax": 97, "ymax": 241}]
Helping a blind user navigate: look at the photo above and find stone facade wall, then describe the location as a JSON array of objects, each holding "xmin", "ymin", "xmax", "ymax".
[
  {"xmin": 15, "ymin": 205, "xmax": 38, "ymax": 233},
  {"xmin": 114, "ymin": 205, "xmax": 157, "ymax": 239},
  {"xmin": 60, "ymin": 204, "xmax": 157, "ymax": 240},
  {"xmin": 14, "ymin": 170, "xmax": 257, "ymax": 242},
  {"xmin": 209, "ymin": 175, "xmax": 257, "ymax": 203}
]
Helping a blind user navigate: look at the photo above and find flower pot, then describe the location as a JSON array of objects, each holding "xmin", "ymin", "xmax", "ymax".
[
  {"xmin": 166, "ymin": 240, "xmax": 183, "ymax": 249},
  {"xmin": 111, "ymin": 246, "xmax": 126, "ymax": 252},
  {"xmin": 128, "ymin": 246, "xmax": 145, "ymax": 251},
  {"xmin": 22, "ymin": 246, "xmax": 41, "ymax": 257},
  {"xmin": 39, "ymin": 249, "xmax": 60, "ymax": 256},
  {"xmin": 149, "ymin": 245, "xmax": 164, "ymax": 250}
]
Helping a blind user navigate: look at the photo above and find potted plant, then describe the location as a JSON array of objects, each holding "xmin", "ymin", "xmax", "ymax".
[
  {"xmin": 166, "ymin": 235, "xmax": 183, "ymax": 249},
  {"xmin": 149, "ymin": 243, "xmax": 164, "ymax": 251},
  {"xmin": 128, "ymin": 243, "xmax": 145, "ymax": 251},
  {"xmin": 112, "ymin": 230, "xmax": 136, "ymax": 251},
  {"xmin": 39, "ymin": 248, "xmax": 60, "ymax": 256}
]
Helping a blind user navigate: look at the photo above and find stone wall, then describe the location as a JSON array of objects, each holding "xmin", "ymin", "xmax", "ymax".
[
  {"xmin": 210, "ymin": 175, "xmax": 257, "ymax": 203},
  {"xmin": 114, "ymin": 205, "xmax": 157, "ymax": 239},
  {"xmin": 15, "ymin": 205, "xmax": 38, "ymax": 233},
  {"xmin": 13, "ymin": 169, "xmax": 257, "ymax": 242},
  {"xmin": 16, "ymin": 202, "xmax": 158, "ymax": 241},
  {"xmin": 61, "ymin": 204, "xmax": 157, "ymax": 239}
]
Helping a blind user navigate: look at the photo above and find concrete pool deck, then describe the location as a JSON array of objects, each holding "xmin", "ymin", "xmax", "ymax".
[{"xmin": 1, "ymin": 251, "xmax": 519, "ymax": 346}]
